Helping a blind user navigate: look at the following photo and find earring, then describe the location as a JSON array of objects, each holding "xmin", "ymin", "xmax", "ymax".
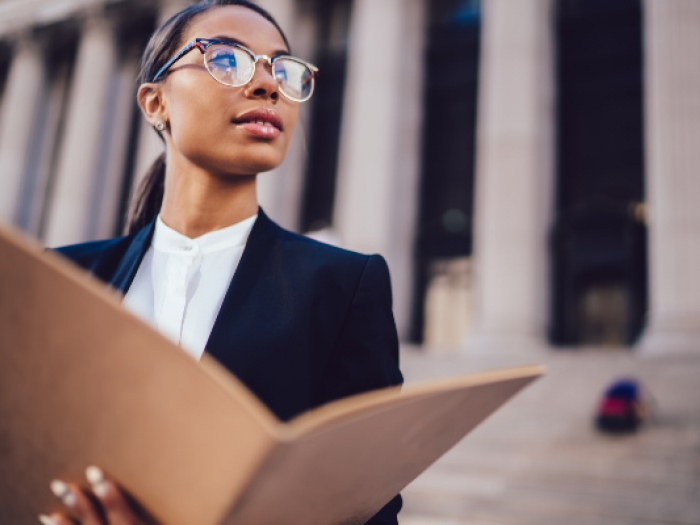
[{"xmin": 155, "ymin": 120, "xmax": 166, "ymax": 131}]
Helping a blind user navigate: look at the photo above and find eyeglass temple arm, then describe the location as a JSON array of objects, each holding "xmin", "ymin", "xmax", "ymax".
[{"xmin": 151, "ymin": 40, "xmax": 204, "ymax": 83}]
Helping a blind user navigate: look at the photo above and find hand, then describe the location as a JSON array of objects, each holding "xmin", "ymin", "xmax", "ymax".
[{"xmin": 39, "ymin": 466, "xmax": 141, "ymax": 525}]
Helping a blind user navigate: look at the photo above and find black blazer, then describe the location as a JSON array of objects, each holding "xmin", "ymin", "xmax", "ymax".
[{"xmin": 56, "ymin": 208, "xmax": 403, "ymax": 524}]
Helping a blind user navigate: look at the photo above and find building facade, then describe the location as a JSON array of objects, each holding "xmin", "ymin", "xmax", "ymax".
[{"xmin": 0, "ymin": 0, "xmax": 698, "ymax": 355}]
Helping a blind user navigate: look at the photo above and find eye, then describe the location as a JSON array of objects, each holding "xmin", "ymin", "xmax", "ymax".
[{"xmin": 210, "ymin": 50, "xmax": 238, "ymax": 69}]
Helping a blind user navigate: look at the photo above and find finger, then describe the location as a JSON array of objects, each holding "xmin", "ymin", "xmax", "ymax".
[
  {"xmin": 38, "ymin": 513, "xmax": 75, "ymax": 525},
  {"xmin": 50, "ymin": 479, "xmax": 104, "ymax": 525},
  {"xmin": 86, "ymin": 466, "xmax": 139, "ymax": 525},
  {"xmin": 50, "ymin": 479, "xmax": 78, "ymax": 509}
]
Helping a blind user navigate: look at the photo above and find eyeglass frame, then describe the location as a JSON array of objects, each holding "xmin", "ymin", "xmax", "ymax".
[{"xmin": 151, "ymin": 38, "xmax": 319, "ymax": 102}]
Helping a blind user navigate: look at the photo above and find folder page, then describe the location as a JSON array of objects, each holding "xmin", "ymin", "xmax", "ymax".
[{"xmin": 224, "ymin": 367, "xmax": 543, "ymax": 525}]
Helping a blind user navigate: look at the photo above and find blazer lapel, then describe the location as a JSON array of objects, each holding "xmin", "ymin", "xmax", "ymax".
[
  {"xmin": 110, "ymin": 220, "xmax": 156, "ymax": 294},
  {"xmin": 205, "ymin": 208, "xmax": 279, "ymax": 363}
]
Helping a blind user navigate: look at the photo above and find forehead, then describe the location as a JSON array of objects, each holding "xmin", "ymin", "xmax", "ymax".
[{"xmin": 183, "ymin": 5, "xmax": 288, "ymax": 54}]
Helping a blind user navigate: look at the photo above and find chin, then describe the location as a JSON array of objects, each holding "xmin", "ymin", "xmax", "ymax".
[
  {"xmin": 199, "ymin": 146, "xmax": 284, "ymax": 177},
  {"xmin": 228, "ymin": 148, "xmax": 286, "ymax": 175},
  {"xmin": 218, "ymin": 158, "xmax": 282, "ymax": 177}
]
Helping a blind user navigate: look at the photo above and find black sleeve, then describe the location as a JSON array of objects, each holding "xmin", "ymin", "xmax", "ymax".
[
  {"xmin": 319, "ymin": 254, "xmax": 403, "ymax": 400},
  {"xmin": 316, "ymin": 254, "xmax": 404, "ymax": 524}
]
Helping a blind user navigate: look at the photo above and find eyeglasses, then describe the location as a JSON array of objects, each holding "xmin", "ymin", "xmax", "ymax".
[{"xmin": 152, "ymin": 38, "xmax": 319, "ymax": 103}]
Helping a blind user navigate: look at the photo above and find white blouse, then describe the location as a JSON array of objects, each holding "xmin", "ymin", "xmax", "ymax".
[{"xmin": 123, "ymin": 214, "xmax": 257, "ymax": 360}]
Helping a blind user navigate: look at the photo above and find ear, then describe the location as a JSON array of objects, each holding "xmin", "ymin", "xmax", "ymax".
[{"xmin": 137, "ymin": 82, "xmax": 168, "ymax": 128}]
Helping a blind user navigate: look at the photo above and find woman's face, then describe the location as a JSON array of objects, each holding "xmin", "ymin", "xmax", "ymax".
[{"xmin": 156, "ymin": 6, "xmax": 299, "ymax": 177}]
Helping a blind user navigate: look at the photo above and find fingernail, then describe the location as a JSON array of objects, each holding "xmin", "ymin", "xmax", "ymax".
[
  {"xmin": 85, "ymin": 466, "xmax": 109, "ymax": 498},
  {"xmin": 49, "ymin": 479, "xmax": 76, "ymax": 507},
  {"xmin": 38, "ymin": 515, "xmax": 58, "ymax": 525}
]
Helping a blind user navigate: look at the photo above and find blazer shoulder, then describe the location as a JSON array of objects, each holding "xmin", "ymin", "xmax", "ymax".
[
  {"xmin": 270, "ymin": 221, "xmax": 376, "ymax": 270},
  {"xmin": 55, "ymin": 235, "xmax": 133, "ymax": 267},
  {"xmin": 52, "ymin": 228, "xmax": 149, "ymax": 286},
  {"xmin": 265, "ymin": 223, "xmax": 395, "ymax": 297}
]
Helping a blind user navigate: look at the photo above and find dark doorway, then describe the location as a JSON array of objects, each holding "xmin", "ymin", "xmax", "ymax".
[
  {"xmin": 299, "ymin": 0, "xmax": 352, "ymax": 233},
  {"xmin": 0, "ymin": 41, "xmax": 11, "ymax": 101},
  {"xmin": 552, "ymin": 0, "xmax": 647, "ymax": 346},
  {"xmin": 410, "ymin": 0, "xmax": 481, "ymax": 342}
]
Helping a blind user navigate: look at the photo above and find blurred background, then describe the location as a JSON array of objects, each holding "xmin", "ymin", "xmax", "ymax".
[{"xmin": 0, "ymin": 0, "xmax": 698, "ymax": 523}]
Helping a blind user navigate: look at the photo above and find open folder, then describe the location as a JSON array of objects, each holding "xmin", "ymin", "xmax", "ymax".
[{"xmin": 0, "ymin": 224, "xmax": 543, "ymax": 525}]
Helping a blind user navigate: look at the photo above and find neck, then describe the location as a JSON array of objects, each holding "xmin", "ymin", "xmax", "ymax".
[{"xmin": 159, "ymin": 155, "xmax": 259, "ymax": 239}]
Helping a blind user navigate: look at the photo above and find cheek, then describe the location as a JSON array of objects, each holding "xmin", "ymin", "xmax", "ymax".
[
  {"xmin": 168, "ymin": 91, "xmax": 226, "ymax": 149},
  {"xmin": 285, "ymin": 106, "xmax": 300, "ymax": 140}
]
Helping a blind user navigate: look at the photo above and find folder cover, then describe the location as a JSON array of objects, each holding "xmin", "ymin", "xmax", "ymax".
[{"xmin": 0, "ymin": 224, "xmax": 543, "ymax": 524}]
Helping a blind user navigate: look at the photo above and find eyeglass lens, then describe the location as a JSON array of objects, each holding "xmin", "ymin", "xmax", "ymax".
[
  {"xmin": 206, "ymin": 45, "xmax": 254, "ymax": 86},
  {"xmin": 205, "ymin": 44, "xmax": 314, "ymax": 101}
]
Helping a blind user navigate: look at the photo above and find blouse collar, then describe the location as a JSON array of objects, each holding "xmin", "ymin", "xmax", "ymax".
[{"xmin": 152, "ymin": 214, "xmax": 258, "ymax": 256}]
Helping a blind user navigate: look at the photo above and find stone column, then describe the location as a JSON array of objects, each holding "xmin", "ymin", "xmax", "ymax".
[
  {"xmin": 17, "ymin": 60, "xmax": 73, "ymax": 237},
  {"xmin": 638, "ymin": 0, "xmax": 700, "ymax": 356},
  {"xmin": 256, "ymin": 0, "xmax": 314, "ymax": 231},
  {"xmin": 467, "ymin": 0, "xmax": 555, "ymax": 354},
  {"xmin": 91, "ymin": 55, "xmax": 141, "ymax": 239},
  {"xmin": 332, "ymin": 0, "xmax": 425, "ymax": 338},
  {"xmin": 0, "ymin": 36, "xmax": 45, "ymax": 224},
  {"xmin": 44, "ymin": 14, "xmax": 117, "ymax": 247}
]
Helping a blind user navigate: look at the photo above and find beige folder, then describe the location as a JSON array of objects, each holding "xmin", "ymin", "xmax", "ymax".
[{"xmin": 0, "ymin": 224, "xmax": 543, "ymax": 525}]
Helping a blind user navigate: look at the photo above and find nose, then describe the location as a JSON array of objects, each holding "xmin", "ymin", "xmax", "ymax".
[{"xmin": 244, "ymin": 58, "xmax": 280, "ymax": 103}]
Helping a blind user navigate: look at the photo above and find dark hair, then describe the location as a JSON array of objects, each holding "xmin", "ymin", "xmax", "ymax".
[{"xmin": 125, "ymin": 0, "xmax": 290, "ymax": 234}]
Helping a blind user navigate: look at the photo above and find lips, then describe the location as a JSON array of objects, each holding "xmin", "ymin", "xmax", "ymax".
[{"xmin": 232, "ymin": 108, "xmax": 284, "ymax": 132}]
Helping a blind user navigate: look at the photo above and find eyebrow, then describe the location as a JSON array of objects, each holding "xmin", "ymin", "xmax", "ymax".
[{"xmin": 210, "ymin": 35, "xmax": 290, "ymax": 56}]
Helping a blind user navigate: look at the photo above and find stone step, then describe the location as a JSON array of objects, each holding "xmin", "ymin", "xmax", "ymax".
[{"xmin": 398, "ymin": 349, "xmax": 700, "ymax": 525}]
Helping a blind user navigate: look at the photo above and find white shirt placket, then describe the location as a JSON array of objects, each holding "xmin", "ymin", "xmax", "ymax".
[{"xmin": 158, "ymin": 246, "xmax": 198, "ymax": 344}]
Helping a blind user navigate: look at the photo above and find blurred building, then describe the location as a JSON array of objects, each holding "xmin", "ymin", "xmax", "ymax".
[{"xmin": 0, "ymin": 0, "xmax": 698, "ymax": 355}]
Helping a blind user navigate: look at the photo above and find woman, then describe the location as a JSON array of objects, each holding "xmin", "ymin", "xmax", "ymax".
[{"xmin": 40, "ymin": 1, "xmax": 403, "ymax": 523}]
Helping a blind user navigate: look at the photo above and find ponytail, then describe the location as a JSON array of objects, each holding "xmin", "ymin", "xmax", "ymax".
[{"xmin": 124, "ymin": 153, "xmax": 165, "ymax": 235}]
